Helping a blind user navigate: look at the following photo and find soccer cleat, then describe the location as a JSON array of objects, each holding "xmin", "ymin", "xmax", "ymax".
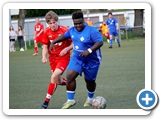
[
  {"xmin": 109, "ymin": 46, "xmax": 112, "ymax": 48},
  {"xmin": 84, "ymin": 98, "xmax": 93, "ymax": 107},
  {"xmin": 118, "ymin": 43, "xmax": 121, "ymax": 47},
  {"xmin": 32, "ymin": 53, "xmax": 38, "ymax": 56},
  {"xmin": 61, "ymin": 100, "xmax": 76, "ymax": 109},
  {"xmin": 41, "ymin": 101, "xmax": 49, "ymax": 109}
]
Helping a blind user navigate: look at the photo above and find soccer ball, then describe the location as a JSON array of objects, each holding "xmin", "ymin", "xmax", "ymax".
[{"xmin": 92, "ymin": 96, "xmax": 107, "ymax": 109}]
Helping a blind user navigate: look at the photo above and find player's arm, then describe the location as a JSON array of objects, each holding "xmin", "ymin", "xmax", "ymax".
[
  {"xmin": 33, "ymin": 25, "xmax": 36, "ymax": 39},
  {"xmin": 37, "ymin": 29, "xmax": 44, "ymax": 37},
  {"xmin": 80, "ymin": 30, "xmax": 103, "ymax": 57},
  {"xmin": 60, "ymin": 43, "xmax": 73, "ymax": 56},
  {"xmin": 42, "ymin": 44, "xmax": 48, "ymax": 63},
  {"xmin": 37, "ymin": 24, "xmax": 44, "ymax": 36},
  {"xmin": 41, "ymin": 31, "xmax": 49, "ymax": 64},
  {"xmin": 115, "ymin": 18, "xmax": 119, "ymax": 30}
]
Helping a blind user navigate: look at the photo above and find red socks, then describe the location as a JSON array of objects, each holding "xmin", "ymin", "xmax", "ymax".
[
  {"xmin": 34, "ymin": 46, "xmax": 38, "ymax": 54},
  {"xmin": 45, "ymin": 78, "xmax": 67, "ymax": 102},
  {"xmin": 45, "ymin": 83, "xmax": 57, "ymax": 102}
]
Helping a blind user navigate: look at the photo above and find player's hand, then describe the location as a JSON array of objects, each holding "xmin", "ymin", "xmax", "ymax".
[
  {"xmin": 49, "ymin": 42, "xmax": 55, "ymax": 51},
  {"xmin": 42, "ymin": 57, "xmax": 47, "ymax": 64},
  {"xmin": 60, "ymin": 48, "xmax": 68, "ymax": 56},
  {"xmin": 79, "ymin": 50, "xmax": 90, "ymax": 57}
]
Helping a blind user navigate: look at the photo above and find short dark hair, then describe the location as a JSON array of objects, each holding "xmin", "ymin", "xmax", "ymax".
[
  {"xmin": 108, "ymin": 12, "xmax": 112, "ymax": 16},
  {"xmin": 72, "ymin": 11, "xmax": 83, "ymax": 19}
]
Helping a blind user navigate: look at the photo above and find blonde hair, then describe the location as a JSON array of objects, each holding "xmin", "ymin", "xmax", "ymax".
[{"xmin": 45, "ymin": 11, "xmax": 58, "ymax": 23}]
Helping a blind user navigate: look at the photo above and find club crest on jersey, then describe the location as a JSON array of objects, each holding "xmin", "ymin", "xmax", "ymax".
[
  {"xmin": 80, "ymin": 36, "xmax": 84, "ymax": 41},
  {"xmin": 75, "ymin": 45, "xmax": 79, "ymax": 50}
]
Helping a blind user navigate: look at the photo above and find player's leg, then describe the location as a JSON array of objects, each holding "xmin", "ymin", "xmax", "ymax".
[
  {"xmin": 83, "ymin": 66, "xmax": 100, "ymax": 107},
  {"xmin": 62, "ymin": 70, "xmax": 79, "ymax": 109},
  {"xmin": 62, "ymin": 57, "xmax": 82, "ymax": 109},
  {"xmin": 105, "ymin": 32, "xmax": 110, "ymax": 43},
  {"xmin": 115, "ymin": 35, "xmax": 120, "ymax": 47},
  {"xmin": 114, "ymin": 31, "xmax": 120, "ymax": 47},
  {"xmin": 109, "ymin": 31, "xmax": 113, "ymax": 48},
  {"xmin": 109, "ymin": 34, "xmax": 113, "ymax": 48},
  {"xmin": 33, "ymin": 39, "xmax": 38, "ymax": 56},
  {"xmin": 41, "ymin": 68, "xmax": 62, "ymax": 109},
  {"xmin": 41, "ymin": 59, "xmax": 69, "ymax": 109},
  {"xmin": 56, "ymin": 59, "xmax": 70, "ymax": 86}
]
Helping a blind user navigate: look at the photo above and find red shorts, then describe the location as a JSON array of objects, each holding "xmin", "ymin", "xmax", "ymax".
[
  {"xmin": 103, "ymin": 32, "xmax": 110, "ymax": 39},
  {"xmin": 49, "ymin": 56, "xmax": 70, "ymax": 73},
  {"xmin": 34, "ymin": 34, "xmax": 43, "ymax": 44}
]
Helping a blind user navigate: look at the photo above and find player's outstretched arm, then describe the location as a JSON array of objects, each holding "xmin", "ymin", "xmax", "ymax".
[{"xmin": 49, "ymin": 34, "xmax": 66, "ymax": 51}]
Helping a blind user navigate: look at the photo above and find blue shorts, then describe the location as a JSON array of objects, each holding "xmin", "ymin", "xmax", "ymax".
[
  {"xmin": 110, "ymin": 30, "xmax": 118, "ymax": 36},
  {"xmin": 67, "ymin": 56, "xmax": 100, "ymax": 81}
]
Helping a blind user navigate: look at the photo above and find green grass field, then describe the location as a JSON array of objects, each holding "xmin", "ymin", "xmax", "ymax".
[{"xmin": 9, "ymin": 38, "xmax": 145, "ymax": 109}]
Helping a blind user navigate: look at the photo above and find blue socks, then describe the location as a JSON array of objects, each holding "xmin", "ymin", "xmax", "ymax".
[
  {"xmin": 88, "ymin": 90, "xmax": 95, "ymax": 99},
  {"xmin": 67, "ymin": 91, "xmax": 75, "ymax": 101}
]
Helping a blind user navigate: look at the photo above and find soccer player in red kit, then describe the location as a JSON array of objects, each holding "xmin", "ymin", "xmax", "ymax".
[
  {"xmin": 41, "ymin": 11, "xmax": 73, "ymax": 109},
  {"xmin": 33, "ymin": 18, "xmax": 44, "ymax": 56}
]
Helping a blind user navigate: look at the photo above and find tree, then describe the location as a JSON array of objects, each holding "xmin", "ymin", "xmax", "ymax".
[
  {"xmin": 18, "ymin": 9, "xmax": 26, "ymax": 29},
  {"xmin": 134, "ymin": 9, "xmax": 144, "ymax": 35}
]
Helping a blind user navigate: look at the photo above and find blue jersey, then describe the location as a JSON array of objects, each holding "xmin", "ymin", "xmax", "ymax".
[
  {"xmin": 64, "ymin": 24, "xmax": 103, "ymax": 68},
  {"xmin": 106, "ymin": 18, "xmax": 118, "ymax": 32}
]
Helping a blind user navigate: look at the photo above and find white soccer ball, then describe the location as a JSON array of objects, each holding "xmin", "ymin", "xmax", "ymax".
[{"xmin": 92, "ymin": 96, "xmax": 107, "ymax": 109}]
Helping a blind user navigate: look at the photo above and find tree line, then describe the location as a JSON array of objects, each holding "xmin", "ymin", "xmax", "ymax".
[{"xmin": 14, "ymin": 9, "xmax": 144, "ymax": 35}]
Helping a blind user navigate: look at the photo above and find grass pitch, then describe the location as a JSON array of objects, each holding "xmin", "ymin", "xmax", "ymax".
[{"xmin": 9, "ymin": 38, "xmax": 145, "ymax": 109}]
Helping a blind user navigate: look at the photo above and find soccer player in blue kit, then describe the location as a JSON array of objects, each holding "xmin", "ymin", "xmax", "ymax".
[
  {"xmin": 106, "ymin": 12, "xmax": 121, "ymax": 48},
  {"xmin": 50, "ymin": 11, "xmax": 103, "ymax": 109}
]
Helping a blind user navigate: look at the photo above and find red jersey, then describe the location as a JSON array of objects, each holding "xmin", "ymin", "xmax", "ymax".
[
  {"xmin": 42, "ymin": 25, "xmax": 72, "ymax": 59},
  {"xmin": 34, "ymin": 22, "xmax": 44, "ymax": 35}
]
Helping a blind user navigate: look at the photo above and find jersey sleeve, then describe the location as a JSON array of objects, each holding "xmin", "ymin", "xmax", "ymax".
[
  {"xmin": 41, "ymin": 29, "xmax": 49, "ymax": 45},
  {"xmin": 90, "ymin": 28, "xmax": 103, "ymax": 43},
  {"xmin": 41, "ymin": 23, "xmax": 44, "ymax": 29},
  {"xmin": 63, "ymin": 29, "xmax": 71, "ymax": 39},
  {"xmin": 113, "ymin": 18, "xmax": 118, "ymax": 25}
]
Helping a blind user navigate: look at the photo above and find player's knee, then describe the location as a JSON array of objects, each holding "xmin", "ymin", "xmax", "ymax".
[
  {"xmin": 66, "ymin": 75, "xmax": 73, "ymax": 82},
  {"xmin": 51, "ymin": 74, "xmax": 59, "ymax": 84}
]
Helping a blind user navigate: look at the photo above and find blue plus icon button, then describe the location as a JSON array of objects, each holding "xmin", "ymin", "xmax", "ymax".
[{"xmin": 137, "ymin": 89, "xmax": 158, "ymax": 110}]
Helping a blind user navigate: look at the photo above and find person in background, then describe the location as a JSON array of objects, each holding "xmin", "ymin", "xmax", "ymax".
[
  {"xmin": 86, "ymin": 17, "xmax": 93, "ymax": 26},
  {"xmin": 33, "ymin": 18, "xmax": 44, "ymax": 56},
  {"xmin": 41, "ymin": 11, "xmax": 73, "ymax": 109},
  {"xmin": 9, "ymin": 26, "xmax": 17, "ymax": 52},
  {"xmin": 15, "ymin": 26, "xmax": 26, "ymax": 51},
  {"xmin": 99, "ymin": 22, "xmax": 110, "ymax": 43},
  {"xmin": 106, "ymin": 12, "xmax": 120, "ymax": 48}
]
